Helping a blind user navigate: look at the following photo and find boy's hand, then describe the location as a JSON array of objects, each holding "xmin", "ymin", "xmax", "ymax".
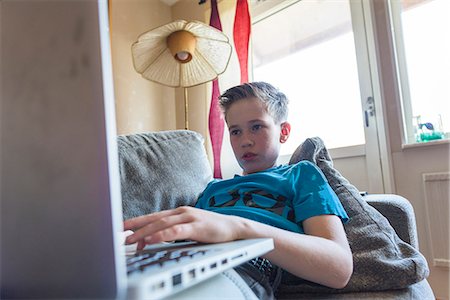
[{"xmin": 123, "ymin": 206, "xmax": 243, "ymax": 250}]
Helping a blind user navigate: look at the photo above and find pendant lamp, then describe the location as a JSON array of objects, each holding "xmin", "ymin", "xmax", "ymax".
[{"xmin": 132, "ymin": 20, "xmax": 232, "ymax": 129}]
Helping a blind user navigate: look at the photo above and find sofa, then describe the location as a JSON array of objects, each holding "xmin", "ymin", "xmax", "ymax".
[{"xmin": 117, "ymin": 130, "xmax": 434, "ymax": 299}]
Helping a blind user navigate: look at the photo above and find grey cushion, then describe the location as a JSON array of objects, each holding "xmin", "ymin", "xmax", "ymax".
[
  {"xmin": 365, "ymin": 194, "xmax": 419, "ymax": 249},
  {"xmin": 279, "ymin": 137, "xmax": 429, "ymax": 293},
  {"xmin": 277, "ymin": 280, "xmax": 434, "ymax": 300},
  {"xmin": 118, "ymin": 130, "xmax": 212, "ymax": 220}
]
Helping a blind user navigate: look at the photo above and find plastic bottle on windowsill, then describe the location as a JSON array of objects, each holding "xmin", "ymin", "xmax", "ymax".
[{"xmin": 418, "ymin": 122, "xmax": 444, "ymax": 142}]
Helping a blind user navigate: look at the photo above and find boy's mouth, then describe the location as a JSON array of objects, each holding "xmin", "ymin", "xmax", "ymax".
[{"xmin": 242, "ymin": 152, "xmax": 257, "ymax": 161}]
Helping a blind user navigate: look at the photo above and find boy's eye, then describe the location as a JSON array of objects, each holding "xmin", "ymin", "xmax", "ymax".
[
  {"xmin": 230, "ymin": 129, "xmax": 241, "ymax": 136},
  {"xmin": 251, "ymin": 124, "xmax": 262, "ymax": 131}
]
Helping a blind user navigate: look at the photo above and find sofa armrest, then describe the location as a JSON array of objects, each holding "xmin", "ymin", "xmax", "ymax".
[{"xmin": 363, "ymin": 194, "xmax": 419, "ymax": 249}]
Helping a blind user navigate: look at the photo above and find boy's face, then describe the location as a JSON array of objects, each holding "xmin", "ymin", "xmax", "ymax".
[{"xmin": 225, "ymin": 97, "xmax": 290, "ymax": 175}]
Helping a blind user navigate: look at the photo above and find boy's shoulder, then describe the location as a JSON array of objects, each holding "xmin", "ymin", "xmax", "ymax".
[
  {"xmin": 289, "ymin": 159, "xmax": 316, "ymax": 168},
  {"xmin": 272, "ymin": 160, "xmax": 326, "ymax": 182},
  {"xmin": 275, "ymin": 160, "xmax": 319, "ymax": 173}
]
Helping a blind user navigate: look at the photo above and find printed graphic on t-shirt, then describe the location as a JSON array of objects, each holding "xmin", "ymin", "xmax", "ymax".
[{"xmin": 208, "ymin": 188, "xmax": 295, "ymax": 221}]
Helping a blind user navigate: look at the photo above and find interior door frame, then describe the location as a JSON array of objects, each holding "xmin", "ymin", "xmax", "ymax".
[{"xmin": 350, "ymin": 0, "xmax": 395, "ymax": 193}]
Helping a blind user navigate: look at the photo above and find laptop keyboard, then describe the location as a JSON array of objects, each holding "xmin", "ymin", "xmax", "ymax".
[{"xmin": 127, "ymin": 248, "xmax": 211, "ymax": 274}]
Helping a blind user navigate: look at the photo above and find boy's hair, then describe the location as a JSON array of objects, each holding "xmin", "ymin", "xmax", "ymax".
[{"xmin": 219, "ymin": 82, "xmax": 289, "ymax": 124}]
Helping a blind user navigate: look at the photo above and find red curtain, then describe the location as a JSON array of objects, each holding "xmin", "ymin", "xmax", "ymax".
[
  {"xmin": 233, "ymin": 0, "xmax": 251, "ymax": 84},
  {"xmin": 208, "ymin": 0, "xmax": 251, "ymax": 178},
  {"xmin": 209, "ymin": 0, "xmax": 225, "ymax": 178}
]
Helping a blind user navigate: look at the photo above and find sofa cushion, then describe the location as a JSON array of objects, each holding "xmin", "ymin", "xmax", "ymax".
[
  {"xmin": 118, "ymin": 130, "xmax": 212, "ymax": 220},
  {"xmin": 279, "ymin": 137, "xmax": 429, "ymax": 293},
  {"xmin": 277, "ymin": 280, "xmax": 434, "ymax": 299}
]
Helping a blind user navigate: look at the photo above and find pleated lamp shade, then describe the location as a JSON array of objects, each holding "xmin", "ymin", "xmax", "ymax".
[{"xmin": 132, "ymin": 20, "xmax": 232, "ymax": 88}]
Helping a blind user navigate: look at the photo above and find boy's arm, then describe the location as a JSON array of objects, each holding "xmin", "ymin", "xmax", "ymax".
[
  {"xmin": 124, "ymin": 206, "xmax": 353, "ymax": 289},
  {"xmin": 238, "ymin": 213, "xmax": 353, "ymax": 289}
]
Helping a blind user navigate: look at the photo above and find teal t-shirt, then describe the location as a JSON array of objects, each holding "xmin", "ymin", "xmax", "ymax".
[{"xmin": 195, "ymin": 160, "xmax": 348, "ymax": 233}]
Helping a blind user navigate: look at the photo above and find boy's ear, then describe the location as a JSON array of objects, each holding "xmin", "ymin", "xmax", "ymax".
[{"xmin": 279, "ymin": 122, "xmax": 291, "ymax": 143}]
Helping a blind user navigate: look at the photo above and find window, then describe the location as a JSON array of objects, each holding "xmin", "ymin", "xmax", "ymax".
[
  {"xmin": 251, "ymin": 0, "xmax": 365, "ymax": 155},
  {"xmin": 390, "ymin": 0, "xmax": 450, "ymax": 144}
]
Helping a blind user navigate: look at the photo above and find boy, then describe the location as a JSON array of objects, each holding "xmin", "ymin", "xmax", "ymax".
[{"xmin": 124, "ymin": 82, "xmax": 353, "ymax": 297}]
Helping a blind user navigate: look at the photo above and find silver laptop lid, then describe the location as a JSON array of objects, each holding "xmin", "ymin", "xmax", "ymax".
[{"xmin": 0, "ymin": 0, "xmax": 125, "ymax": 298}]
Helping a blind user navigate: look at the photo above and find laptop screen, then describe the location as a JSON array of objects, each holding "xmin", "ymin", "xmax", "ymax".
[{"xmin": 0, "ymin": 0, "xmax": 125, "ymax": 298}]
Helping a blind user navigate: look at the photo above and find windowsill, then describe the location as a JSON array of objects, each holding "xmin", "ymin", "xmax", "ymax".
[{"xmin": 402, "ymin": 138, "xmax": 450, "ymax": 149}]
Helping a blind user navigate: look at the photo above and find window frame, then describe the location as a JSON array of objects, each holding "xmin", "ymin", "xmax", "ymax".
[
  {"xmin": 249, "ymin": 0, "xmax": 368, "ymax": 159},
  {"xmin": 249, "ymin": 0, "xmax": 393, "ymax": 193},
  {"xmin": 389, "ymin": 0, "xmax": 418, "ymax": 145},
  {"xmin": 388, "ymin": 0, "xmax": 450, "ymax": 146}
]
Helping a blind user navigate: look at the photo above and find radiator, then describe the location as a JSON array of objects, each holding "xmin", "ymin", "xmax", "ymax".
[{"xmin": 423, "ymin": 172, "xmax": 450, "ymax": 269}]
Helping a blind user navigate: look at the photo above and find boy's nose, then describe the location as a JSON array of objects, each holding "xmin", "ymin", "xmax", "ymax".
[{"xmin": 240, "ymin": 134, "xmax": 254, "ymax": 148}]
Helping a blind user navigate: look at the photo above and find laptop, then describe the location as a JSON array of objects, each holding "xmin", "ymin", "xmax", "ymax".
[
  {"xmin": 124, "ymin": 239, "xmax": 273, "ymax": 299},
  {"xmin": 0, "ymin": 1, "xmax": 273, "ymax": 299}
]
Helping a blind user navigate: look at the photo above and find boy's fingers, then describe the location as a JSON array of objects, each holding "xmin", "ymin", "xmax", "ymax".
[
  {"xmin": 125, "ymin": 213, "xmax": 192, "ymax": 244},
  {"xmin": 123, "ymin": 209, "xmax": 180, "ymax": 230},
  {"xmin": 144, "ymin": 224, "xmax": 192, "ymax": 244},
  {"xmin": 136, "ymin": 239, "xmax": 146, "ymax": 251}
]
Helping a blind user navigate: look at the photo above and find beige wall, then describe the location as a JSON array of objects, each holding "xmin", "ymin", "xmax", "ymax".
[
  {"xmin": 391, "ymin": 145, "xmax": 450, "ymax": 298},
  {"xmin": 110, "ymin": 0, "xmax": 230, "ymax": 170},
  {"xmin": 110, "ymin": 0, "xmax": 177, "ymax": 135},
  {"xmin": 110, "ymin": 0, "xmax": 211, "ymax": 153}
]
